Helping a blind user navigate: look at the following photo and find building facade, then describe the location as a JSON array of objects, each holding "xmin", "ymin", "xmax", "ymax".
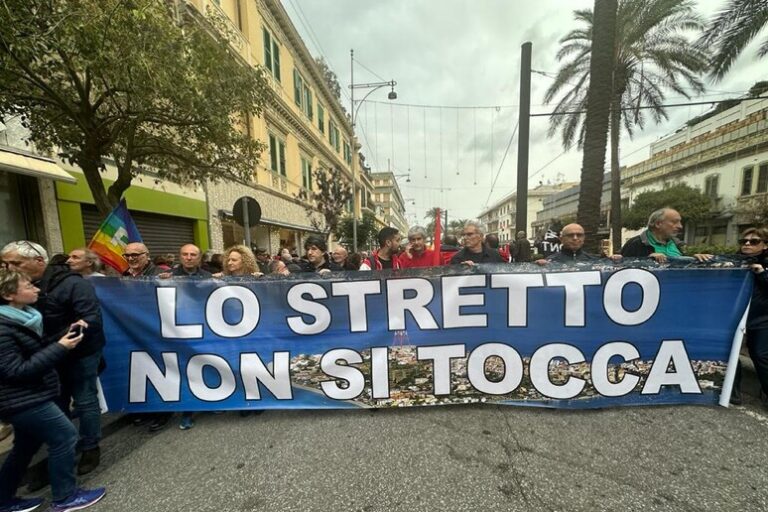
[
  {"xmin": 479, "ymin": 182, "xmax": 577, "ymax": 242},
  {"xmin": 532, "ymin": 174, "xmax": 613, "ymax": 241},
  {"xmin": 370, "ymin": 171, "xmax": 408, "ymax": 234},
  {"xmin": 622, "ymin": 96, "xmax": 768, "ymax": 246},
  {"xmin": 189, "ymin": 0, "xmax": 357, "ymax": 255}
]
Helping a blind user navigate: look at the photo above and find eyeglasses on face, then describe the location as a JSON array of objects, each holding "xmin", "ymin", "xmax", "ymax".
[
  {"xmin": 462, "ymin": 232, "xmax": 479, "ymax": 237},
  {"xmin": 739, "ymin": 239, "xmax": 764, "ymax": 246},
  {"xmin": 123, "ymin": 252, "xmax": 147, "ymax": 259},
  {"xmin": 562, "ymin": 233, "xmax": 585, "ymax": 238}
]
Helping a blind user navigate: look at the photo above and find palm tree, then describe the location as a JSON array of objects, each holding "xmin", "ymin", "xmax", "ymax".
[
  {"xmin": 545, "ymin": 0, "xmax": 709, "ymax": 252},
  {"xmin": 701, "ymin": 0, "xmax": 768, "ymax": 80},
  {"xmin": 576, "ymin": 0, "xmax": 617, "ymax": 254}
]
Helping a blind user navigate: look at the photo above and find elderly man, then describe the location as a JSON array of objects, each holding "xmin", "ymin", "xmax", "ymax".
[
  {"xmin": 67, "ymin": 248, "xmax": 105, "ymax": 277},
  {"xmin": 400, "ymin": 226, "xmax": 435, "ymax": 268},
  {"xmin": 535, "ymin": 223, "xmax": 620, "ymax": 265},
  {"xmin": 621, "ymin": 208, "xmax": 713, "ymax": 263},
  {"xmin": 450, "ymin": 220, "xmax": 505, "ymax": 266},
  {"xmin": 122, "ymin": 242, "xmax": 161, "ymax": 277},
  {"xmin": 331, "ymin": 246, "xmax": 349, "ymax": 268},
  {"xmin": 163, "ymin": 244, "xmax": 211, "ymax": 278},
  {"xmin": 121, "ymin": 242, "xmax": 169, "ymax": 433},
  {"xmin": 0, "ymin": 241, "xmax": 106, "ymax": 475}
]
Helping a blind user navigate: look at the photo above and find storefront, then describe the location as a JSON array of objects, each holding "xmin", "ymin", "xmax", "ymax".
[
  {"xmin": 0, "ymin": 146, "xmax": 74, "ymax": 248},
  {"xmin": 55, "ymin": 165, "xmax": 209, "ymax": 255}
]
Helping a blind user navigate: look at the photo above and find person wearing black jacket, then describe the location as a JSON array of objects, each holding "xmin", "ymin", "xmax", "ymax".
[
  {"xmin": 733, "ymin": 228, "xmax": 768, "ymax": 407},
  {"xmin": 535, "ymin": 224, "xmax": 621, "ymax": 266},
  {"xmin": 0, "ymin": 269, "xmax": 106, "ymax": 512},
  {"xmin": 450, "ymin": 220, "xmax": 505, "ymax": 266},
  {"xmin": 298, "ymin": 235, "xmax": 339, "ymax": 273},
  {"xmin": 1, "ymin": 241, "xmax": 106, "ymax": 476}
]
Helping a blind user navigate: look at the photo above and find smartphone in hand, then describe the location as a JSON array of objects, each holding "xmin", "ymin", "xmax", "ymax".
[{"xmin": 70, "ymin": 324, "xmax": 85, "ymax": 337}]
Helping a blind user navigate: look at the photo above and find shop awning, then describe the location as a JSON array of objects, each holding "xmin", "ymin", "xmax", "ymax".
[{"xmin": 0, "ymin": 147, "xmax": 76, "ymax": 183}]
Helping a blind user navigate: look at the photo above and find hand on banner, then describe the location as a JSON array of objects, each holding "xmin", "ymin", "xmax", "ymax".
[
  {"xmin": 750, "ymin": 263, "xmax": 765, "ymax": 274},
  {"xmin": 693, "ymin": 253, "xmax": 715, "ymax": 262},
  {"xmin": 459, "ymin": 260, "xmax": 475, "ymax": 267},
  {"xmin": 534, "ymin": 259, "xmax": 548, "ymax": 266},
  {"xmin": 649, "ymin": 252, "xmax": 668, "ymax": 263}
]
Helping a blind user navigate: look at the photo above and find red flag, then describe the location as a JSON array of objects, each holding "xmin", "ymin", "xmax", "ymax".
[{"xmin": 433, "ymin": 208, "xmax": 442, "ymax": 266}]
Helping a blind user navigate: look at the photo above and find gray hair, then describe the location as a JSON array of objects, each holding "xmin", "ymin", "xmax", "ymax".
[
  {"xmin": 647, "ymin": 208, "xmax": 670, "ymax": 229},
  {"xmin": 75, "ymin": 247, "xmax": 103, "ymax": 272},
  {"xmin": 464, "ymin": 219, "xmax": 484, "ymax": 235},
  {"xmin": 408, "ymin": 225, "xmax": 427, "ymax": 239},
  {"xmin": 0, "ymin": 241, "xmax": 49, "ymax": 263}
]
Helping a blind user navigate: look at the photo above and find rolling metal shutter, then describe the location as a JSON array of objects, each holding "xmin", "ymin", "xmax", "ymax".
[{"xmin": 81, "ymin": 205, "xmax": 195, "ymax": 257}]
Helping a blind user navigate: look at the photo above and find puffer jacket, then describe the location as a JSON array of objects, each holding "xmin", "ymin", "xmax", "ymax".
[
  {"xmin": 0, "ymin": 317, "xmax": 68, "ymax": 418},
  {"xmin": 33, "ymin": 264, "xmax": 105, "ymax": 358}
]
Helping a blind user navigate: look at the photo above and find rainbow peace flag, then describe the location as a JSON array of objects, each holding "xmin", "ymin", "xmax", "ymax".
[{"xmin": 88, "ymin": 199, "xmax": 143, "ymax": 273}]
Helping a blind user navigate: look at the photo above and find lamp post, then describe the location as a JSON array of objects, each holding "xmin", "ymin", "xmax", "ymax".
[{"xmin": 350, "ymin": 48, "xmax": 397, "ymax": 253}]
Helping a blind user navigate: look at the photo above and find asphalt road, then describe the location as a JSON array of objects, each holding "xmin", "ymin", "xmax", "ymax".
[{"xmin": 23, "ymin": 396, "xmax": 766, "ymax": 512}]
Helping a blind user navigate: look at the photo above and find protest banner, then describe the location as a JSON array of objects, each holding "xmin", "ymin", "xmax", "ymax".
[{"xmin": 95, "ymin": 265, "xmax": 752, "ymax": 411}]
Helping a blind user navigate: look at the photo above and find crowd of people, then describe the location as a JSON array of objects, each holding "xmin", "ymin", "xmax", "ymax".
[{"xmin": 1, "ymin": 206, "xmax": 767, "ymax": 511}]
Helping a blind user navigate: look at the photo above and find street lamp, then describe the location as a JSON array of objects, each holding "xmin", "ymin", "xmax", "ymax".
[{"xmin": 350, "ymin": 49, "xmax": 397, "ymax": 253}]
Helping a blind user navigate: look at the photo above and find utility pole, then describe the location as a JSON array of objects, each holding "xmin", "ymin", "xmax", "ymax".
[
  {"xmin": 350, "ymin": 49, "xmax": 358, "ymax": 253},
  {"xmin": 515, "ymin": 42, "xmax": 532, "ymax": 237}
]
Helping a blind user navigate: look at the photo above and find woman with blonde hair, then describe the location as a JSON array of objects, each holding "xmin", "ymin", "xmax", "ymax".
[{"xmin": 213, "ymin": 245, "xmax": 262, "ymax": 277}]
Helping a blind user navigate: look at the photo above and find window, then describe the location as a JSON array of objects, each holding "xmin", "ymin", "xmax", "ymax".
[
  {"xmin": 262, "ymin": 28, "xmax": 281, "ymax": 81},
  {"xmin": 301, "ymin": 156, "xmax": 312, "ymax": 190},
  {"xmin": 741, "ymin": 166, "xmax": 754, "ymax": 196},
  {"xmin": 293, "ymin": 69, "xmax": 314, "ymax": 120},
  {"xmin": 269, "ymin": 132, "xmax": 286, "ymax": 176},
  {"xmin": 704, "ymin": 174, "xmax": 719, "ymax": 198},
  {"xmin": 758, "ymin": 163, "xmax": 768, "ymax": 194},
  {"xmin": 343, "ymin": 140, "xmax": 352, "ymax": 165},
  {"xmin": 329, "ymin": 120, "xmax": 340, "ymax": 152},
  {"xmin": 317, "ymin": 103, "xmax": 325, "ymax": 133}
]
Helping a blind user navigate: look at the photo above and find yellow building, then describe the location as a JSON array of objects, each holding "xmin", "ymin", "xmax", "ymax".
[{"xmin": 188, "ymin": 0, "xmax": 358, "ymax": 254}]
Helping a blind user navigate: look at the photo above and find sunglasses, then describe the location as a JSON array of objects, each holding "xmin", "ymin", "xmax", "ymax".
[
  {"xmin": 739, "ymin": 239, "xmax": 764, "ymax": 246},
  {"xmin": 123, "ymin": 252, "xmax": 147, "ymax": 259}
]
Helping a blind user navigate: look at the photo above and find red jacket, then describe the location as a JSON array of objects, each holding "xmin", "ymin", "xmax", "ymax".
[
  {"xmin": 399, "ymin": 248, "xmax": 436, "ymax": 268},
  {"xmin": 360, "ymin": 250, "xmax": 401, "ymax": 270}
]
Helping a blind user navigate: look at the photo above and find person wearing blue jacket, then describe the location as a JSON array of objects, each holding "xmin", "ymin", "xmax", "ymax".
[{"xmin": 0, "ymin": 269, "xmax": 105, "ymax": 512}]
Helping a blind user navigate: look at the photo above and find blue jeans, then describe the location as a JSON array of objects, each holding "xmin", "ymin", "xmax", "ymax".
[
  {"xmin": 57, "ymin": 350, "xmax": 102, "ymax": 450},
  {"xmin": 0, "ymin": 401, "xmax": 78, "ymax": 502}
]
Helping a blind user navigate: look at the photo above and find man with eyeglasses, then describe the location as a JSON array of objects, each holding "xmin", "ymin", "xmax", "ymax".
[
  {"xmin": 535, "ymin": 223, "xmax": 618, "ymax": 265},
  {"xmin": 450, "ymin": 220, "xmax": 505, "ymax": 266},
  {"xmin": 621, "ymin": 208, "xmax": 713, "ymax": 263},
  {"xmin": 120, "ymin": 242, "xmax": 170, "ymax": 433},
  {"xmin": 0, "ymin": 241, "xmax": 106, "ymax": 476},
  {"xmin": 122, "ymin": 242, "xmax": 162, "ymax": 278}
]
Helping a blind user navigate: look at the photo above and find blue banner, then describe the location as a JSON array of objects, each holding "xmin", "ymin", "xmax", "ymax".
[{"xmin": 94, "ymin": 265, "xmax": 752, "ymax": 411}]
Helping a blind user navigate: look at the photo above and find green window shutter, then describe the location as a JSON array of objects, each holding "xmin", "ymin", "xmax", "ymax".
[
  {"xmin": 269, "ymin": 134, "xmax": 277, "ymax": 172},
  {"xmin": 306, "ymin": 89, "xmax": 313, "ymax": 120},
  {"xmin": 318, "ymin": 104, "xmax": 325, "ymax": 133},
  {"xmin": 279, "ymin": 141, "xmax": 286, "ymax": 176},
  {"xmin": 263, "ymin": 29, "xmax": 272, "ymax": 73},
  {"xmin": 293, "ymin": 69, "xmax": 302, "ymax": 106},
  {"xmin": 272, "ymin": 41, "xmax": 281, "ymax": 81}
]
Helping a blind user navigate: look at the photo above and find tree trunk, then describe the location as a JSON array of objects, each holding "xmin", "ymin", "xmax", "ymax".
[
  {"xmin": 576, "ymin": 0, "xmax": 617, "ymax": 254},
  {"xmin": 610, "ymin": 97, "xmax": 622, "ymax": 253},
  {"xmin": 77, "ymin": 150, "xmax": 113, "ymax": 217}
]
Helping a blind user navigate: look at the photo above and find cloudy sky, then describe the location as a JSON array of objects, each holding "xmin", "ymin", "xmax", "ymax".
[{"xmin": 283, "ymin": 0, "xmax": 766, "ymax": 225}]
